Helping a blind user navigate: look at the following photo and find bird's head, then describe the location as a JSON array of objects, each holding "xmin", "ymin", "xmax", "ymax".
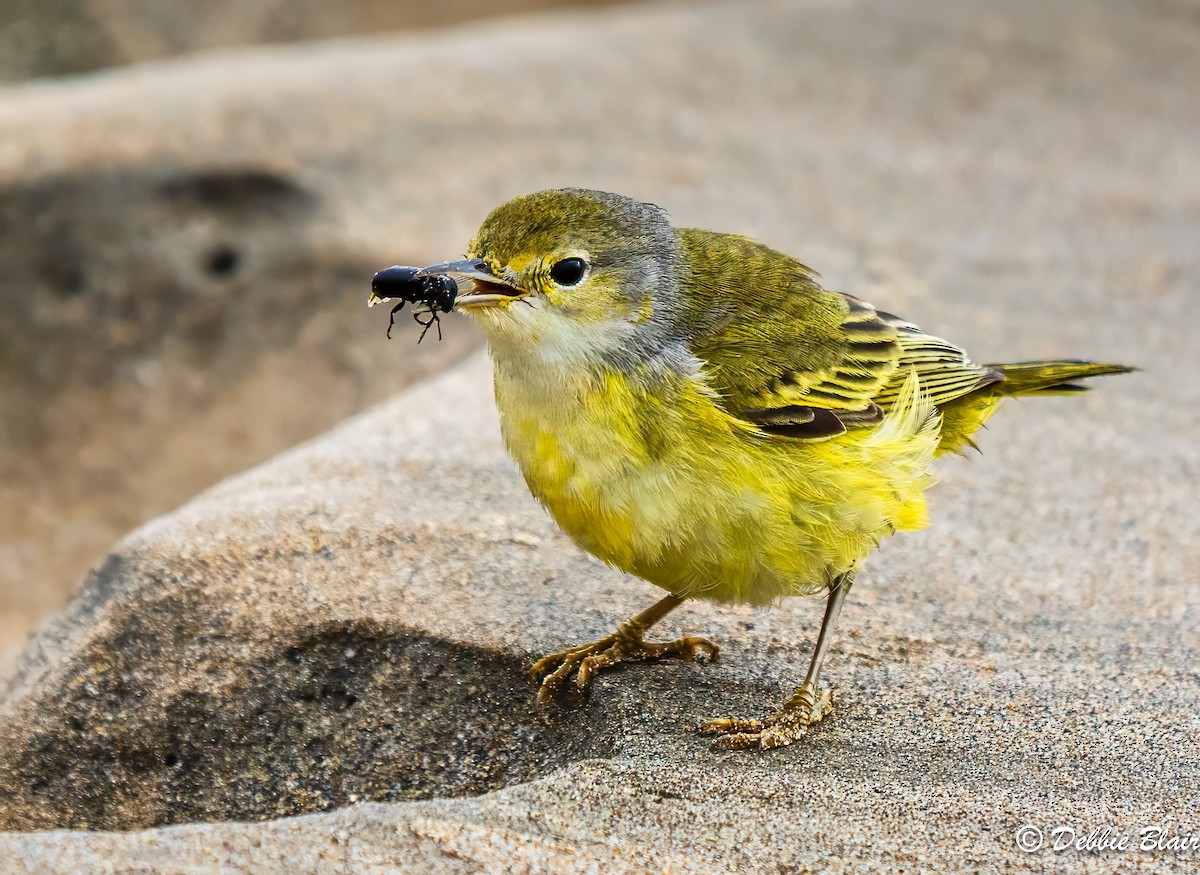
[{"xmin": 421, "ymin": 189, "xmax": 682, "ymax": 368}]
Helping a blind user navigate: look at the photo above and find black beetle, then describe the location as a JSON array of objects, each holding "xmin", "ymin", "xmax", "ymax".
[{"xmin": 371, "ymin": 265, "xmax": 459, "ymax": 342}]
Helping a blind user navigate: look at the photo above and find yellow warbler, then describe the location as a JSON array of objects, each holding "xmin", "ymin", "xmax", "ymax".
[{"xmin": 378, "ymin": 188, "xmax": 1131, "ymax": 750}]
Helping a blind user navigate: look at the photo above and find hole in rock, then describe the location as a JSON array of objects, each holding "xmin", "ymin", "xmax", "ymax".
[{"xmin": 205, "ymin": 245, "xmax": 240, "ymax": 278}]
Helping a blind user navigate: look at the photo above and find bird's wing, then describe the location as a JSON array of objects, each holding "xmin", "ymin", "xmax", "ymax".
[{"xmin": 679, "ymin": 230, "xmax": 999, "ymax": 439}]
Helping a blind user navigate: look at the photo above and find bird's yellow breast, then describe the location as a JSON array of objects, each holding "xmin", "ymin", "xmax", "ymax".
[{"xmin": 490, "ymin": 357, "xmax": 938, "ymax": 605}]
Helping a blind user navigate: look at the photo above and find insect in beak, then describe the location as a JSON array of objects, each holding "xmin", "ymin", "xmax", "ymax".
[
  {"xmin": 369, "ymin": 266, "xmax": 459, "ymax": 342},
  {"xmin": 417, "ymin": 259, "xmax": 527, "ymax": 309}
]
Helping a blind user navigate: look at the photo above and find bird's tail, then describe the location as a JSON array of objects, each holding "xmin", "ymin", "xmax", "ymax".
[
  {"xmin": 989, "ymin": 360, "xmax": 1135, "ymax": 396},
  {"xmin": 935, "ymin": 359, "xmax": 1134, "ymax": 455}
]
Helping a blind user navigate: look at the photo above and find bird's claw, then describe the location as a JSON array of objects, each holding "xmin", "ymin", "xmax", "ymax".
[
  {"xmin": 530, "ymin": 629, "xmax": 719, "ymax": 705},
  {"xmin": 699, "ymin": 685, "xmax": 834, "ymax": 750}
]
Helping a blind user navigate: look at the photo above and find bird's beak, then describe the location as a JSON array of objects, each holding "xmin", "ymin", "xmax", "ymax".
[{"xmin": 417, "ymin": 259, "xmax": 527, "ymax": 309}]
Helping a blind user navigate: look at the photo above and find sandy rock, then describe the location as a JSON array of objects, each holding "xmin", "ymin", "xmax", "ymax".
[{"xmin": 1, "ymin": 0, "xmax": 1197, "ymax": 870}]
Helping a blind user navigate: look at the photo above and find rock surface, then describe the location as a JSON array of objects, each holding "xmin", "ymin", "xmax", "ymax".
[{"xmin": 2, "ymin": 0, "xmax": 1198, "ymax": 870}]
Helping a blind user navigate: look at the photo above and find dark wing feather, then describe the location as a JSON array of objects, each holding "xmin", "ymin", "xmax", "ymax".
[{"xmin": 679, "ymin": 229, "xmax": 1000, "ymax": 439}]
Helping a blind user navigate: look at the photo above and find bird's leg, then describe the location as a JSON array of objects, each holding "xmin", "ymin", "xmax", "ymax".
[
  {"xmin": 701, "ymin": 571, "xmax": 855, "ymax": 750},
  {"xmin": 530, "ymin": 594, "xmax": 719, "ymax": 705}
]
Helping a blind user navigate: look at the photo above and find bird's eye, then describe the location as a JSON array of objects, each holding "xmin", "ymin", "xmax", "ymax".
[{"xmin": 549, "ymin": 257, "xmax": 587, "ymax": 287}]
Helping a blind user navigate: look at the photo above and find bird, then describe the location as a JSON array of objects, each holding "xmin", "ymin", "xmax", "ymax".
[{"xmin": 396, "ymin": 188, "xmax": 1132, "ymax": 750}]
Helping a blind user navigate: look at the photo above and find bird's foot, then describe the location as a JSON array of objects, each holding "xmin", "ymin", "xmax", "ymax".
[
  {"xmin": 529, "ymin": 621, "xmax": 718, "ymax": 705},
  {"xmin": 699, "ymin": 684, "xmax": 833, "ymax": 750}
]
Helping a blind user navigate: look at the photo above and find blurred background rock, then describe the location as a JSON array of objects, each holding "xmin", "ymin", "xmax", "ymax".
[
  {"xmin": 0, "ymin": 0, "xmax": 673, "ymax": 82},
  {"xmin": 0, "ymin": 0, "xmax": 685, "ymax": 671}
]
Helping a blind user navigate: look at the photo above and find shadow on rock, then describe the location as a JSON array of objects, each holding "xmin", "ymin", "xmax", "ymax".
[{"xmin": 0, "ymin": 583, "xmax": 617, "ymax": 830}]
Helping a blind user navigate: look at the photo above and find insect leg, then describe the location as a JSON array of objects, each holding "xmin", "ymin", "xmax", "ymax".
[
  {"xmin": 386, "ymin": 301, "xmax": 408, "ymax": 339},
  {"xmin": 414, "ymin": 309, "xmax": 442, "ymax": 344}
]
